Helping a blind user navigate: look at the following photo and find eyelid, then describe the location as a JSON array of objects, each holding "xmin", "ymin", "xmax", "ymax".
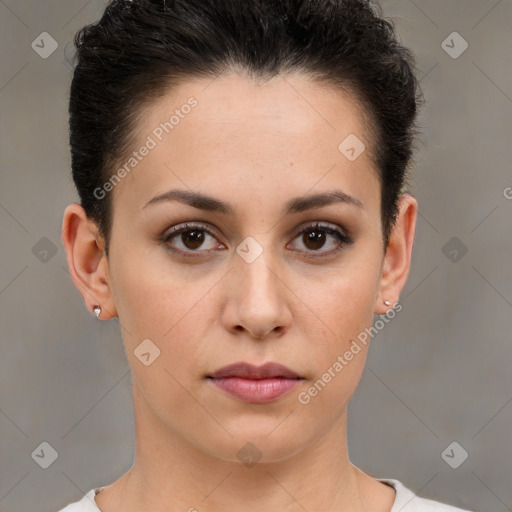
[
  {"xmin": 162, "ymin": 221, "xmax": 218, "ymax": 240},
  {"xmin": 295, "ymin": 220, "xmax": 351, "ymax": 239}
]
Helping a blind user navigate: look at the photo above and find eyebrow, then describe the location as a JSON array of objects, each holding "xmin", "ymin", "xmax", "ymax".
[{"xmin": 143, "ymin": 188, "xmax": 364, "ymax": 215}]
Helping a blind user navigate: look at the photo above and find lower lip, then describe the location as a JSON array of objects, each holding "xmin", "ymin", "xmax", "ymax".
[{"xmin": 209, "ymin": 377, "xmax": 302, "ymax": 404}]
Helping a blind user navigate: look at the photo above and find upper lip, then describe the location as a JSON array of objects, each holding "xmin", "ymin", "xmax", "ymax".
[{"xmin": 208, "ymin": 362, "xmax": 302, "ymax": 380}]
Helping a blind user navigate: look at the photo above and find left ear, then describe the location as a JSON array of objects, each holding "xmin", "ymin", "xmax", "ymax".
[{"xmin": 375, "ymin": 193, "xmax": 418, "ymax": 315}]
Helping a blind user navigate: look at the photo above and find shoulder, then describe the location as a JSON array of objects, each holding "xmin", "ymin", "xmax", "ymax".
[
  {"xmin": 56, "ymin": 488, "xmax": 101, "ymax": 512},
  {"xmin": 378, "ymin": 478, "xmax": 474, "ymax": 512}
]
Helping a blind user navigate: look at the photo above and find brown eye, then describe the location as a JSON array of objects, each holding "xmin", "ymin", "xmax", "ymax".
[
  {"xmin": 302, "ymin": 228, "xmax": 328, "ymax": 251},
  {"xmin": 290, "ymin": 222, "xmax": 353, "ymax": 258},
  {"xmin": 179, "ymin": 229, "xmax": 205, "ymax": 250},
  {"xmin": 163, "ymin": 223, "xmax": 221, "ymax": 254}
]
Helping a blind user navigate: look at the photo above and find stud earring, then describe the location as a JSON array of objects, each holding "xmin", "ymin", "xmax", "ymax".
[
  {"xmin": 383, "ymin": 300, "xmax": 391, "ymax": 306},
  {"xmin": 93, "ymin": 305, "xmax": 102, "ymax": 318}
]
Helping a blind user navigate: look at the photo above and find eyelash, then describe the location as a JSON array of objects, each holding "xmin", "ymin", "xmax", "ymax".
[{"xmin": 160, "ymin": 222, "xmax": 353, "ymax": 259}]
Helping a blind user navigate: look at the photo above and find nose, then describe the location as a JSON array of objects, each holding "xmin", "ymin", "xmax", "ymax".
[{"xmin": 221, "ymin": 245, "xmax": 292, "ymax": 341}]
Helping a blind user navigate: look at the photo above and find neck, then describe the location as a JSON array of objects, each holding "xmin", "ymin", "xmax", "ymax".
[{"xmin": 95, "ymin": 381, "xmax": 394, "ymax": 512}]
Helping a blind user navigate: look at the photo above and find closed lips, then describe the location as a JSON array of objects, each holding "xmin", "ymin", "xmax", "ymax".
[{"xmin": 207, "ymin": 362, "xmax": 303, "ymax": 380}]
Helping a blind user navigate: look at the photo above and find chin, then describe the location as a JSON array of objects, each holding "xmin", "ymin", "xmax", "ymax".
[{"xmin": 194, "ymin": 423, "xmax": 313, "ymax": 466}]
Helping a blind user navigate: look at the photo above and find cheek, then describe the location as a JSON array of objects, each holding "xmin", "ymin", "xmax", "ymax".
[
  {"xmin": 294, "ymin": 277, "xmax": 375, "ymax": 418},
  {"xmin": 108, "ymin": 238, "xmax": 189, "ymax": 333},
  {"xmin": 109, "ymin": 247, "xmax": 215, "ymax": 374},
  {"xmin": 110, "ymin": 262, "xmax": 210, "ymax": 413},
  {"xmin": 294, "ymin": 247, "xmax": 381, "ymax": 379},
  {"xmin": 305, "ymin": 256, "xmax": 380, "ymax": 340}
]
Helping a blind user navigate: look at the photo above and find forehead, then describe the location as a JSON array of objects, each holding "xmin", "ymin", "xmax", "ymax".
[
  {"xmin": 110, "ymin": 73, "xmax": 379, "ymax": 218},
  {"xmin": 140, "ymin": 72, "xmax": 375, "ymax": 154}
]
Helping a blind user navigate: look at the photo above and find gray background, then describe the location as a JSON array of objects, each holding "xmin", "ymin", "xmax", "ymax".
[{"xmin": 0, "ymin": 1, "xmax": 511, "ymax": 511}]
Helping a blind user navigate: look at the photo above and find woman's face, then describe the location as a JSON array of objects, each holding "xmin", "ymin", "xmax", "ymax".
[{"xmin": 96, "ymin": 73, "xmax": 414, "ymax": 462}]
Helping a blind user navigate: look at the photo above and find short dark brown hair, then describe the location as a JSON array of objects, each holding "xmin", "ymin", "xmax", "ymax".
[{"xmin": 69, "ymin": 0, "xmax": 420, "ymax": 255}]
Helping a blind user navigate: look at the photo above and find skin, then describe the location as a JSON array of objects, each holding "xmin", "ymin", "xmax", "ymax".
[{"xmin": 62, "ymin": 72, "xmax": 417, "ymax": 512}]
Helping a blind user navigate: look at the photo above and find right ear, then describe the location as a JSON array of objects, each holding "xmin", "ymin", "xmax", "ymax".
[{"xmin": 61, "ymin": 203, "xmax": 117, "ymax": 319}]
